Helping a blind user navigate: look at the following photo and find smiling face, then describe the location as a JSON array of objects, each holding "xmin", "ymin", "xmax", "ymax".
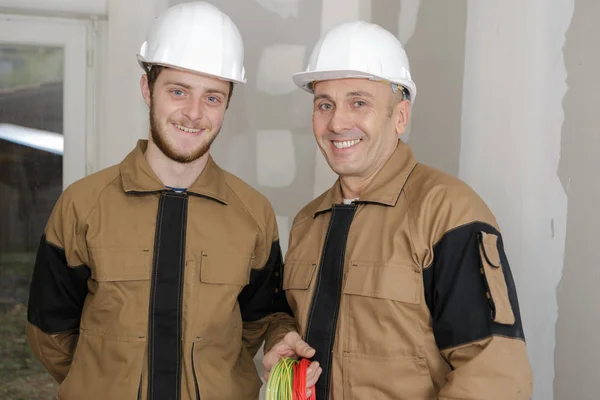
[
  {"xmin": 311, "ymin": 78, "xmax": 411, "ymax": 181},
  {"xmin": 141, "ymin": 67, "xmax": 231, "ymax": 163}
]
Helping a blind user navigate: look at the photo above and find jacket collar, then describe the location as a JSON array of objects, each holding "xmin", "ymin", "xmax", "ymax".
[
  {"xmin": 314, "ymin": 140, "xmax": 417, "ymax": 216},
  {"xmin": 119, "ymin": 140, "xmax": 228, "ymax": 204}
]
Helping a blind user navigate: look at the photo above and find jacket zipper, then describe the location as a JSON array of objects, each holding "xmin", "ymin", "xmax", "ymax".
[{"xmin": 192, "ymin": 342, "xmax": 200, "ymax": 400}]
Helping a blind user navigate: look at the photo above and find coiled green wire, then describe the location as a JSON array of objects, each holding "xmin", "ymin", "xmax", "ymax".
[{"xmin": 266, "ymin": 357, "xmax": 299, "ymax": 400}]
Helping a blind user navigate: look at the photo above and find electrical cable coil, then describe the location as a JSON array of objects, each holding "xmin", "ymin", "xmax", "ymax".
[{"xmin": 266, "ymin": 357, "xmax": 316, "ymax": 400}]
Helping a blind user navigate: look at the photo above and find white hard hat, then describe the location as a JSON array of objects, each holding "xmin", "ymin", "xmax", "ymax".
[
  {"xmin": 293, "ymin": 20, "xmax": 416, "ymax": 102},
  {"xmin": 137, "ymin": 2, "xmax": 246, "ymax": 84}
]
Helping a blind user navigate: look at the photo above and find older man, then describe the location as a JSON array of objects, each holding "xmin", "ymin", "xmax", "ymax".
[{"xmin": 280, "ymin": 20, "xmax": 533, "ymax": 399}]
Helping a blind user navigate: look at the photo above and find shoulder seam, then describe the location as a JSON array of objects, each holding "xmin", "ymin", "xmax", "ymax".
[
  {"xmin": 44, "ymin": 238, "xmax": 87, "ymax": 269},
  {"xmin": 423, "ymin": 221, "xmax": 500, "ymax": 270},
  {"xmin": 402, "ymin": 178, "xmax": 422, "ymax": 269},
  {"xmin": 224, "ymin": 180, "xmax": 266, "ymax": 230},
  {"xmin": 83, "ymin": 173, "xmax": 122, "ymax": 225}
]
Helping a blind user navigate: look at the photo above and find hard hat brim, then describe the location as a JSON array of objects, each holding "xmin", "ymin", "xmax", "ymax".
[
  {"xmin": 136, "ymin": 54, "xmax": 247, "ymax": 85},
  {"xmin": 292, "ymin": 69, "xmax": 416, "ymax": 103}
]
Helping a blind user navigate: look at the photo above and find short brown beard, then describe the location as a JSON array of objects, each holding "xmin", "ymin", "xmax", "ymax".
[{"xmin": 149, "ymin": 101, "xmax": 217, "ymax": 164}]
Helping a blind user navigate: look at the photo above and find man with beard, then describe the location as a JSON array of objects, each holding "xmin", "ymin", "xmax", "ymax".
[
  {"xmin": 25, "ymin": 3, "xmax": 318, "ymax": 399},
  {"xmin": 280, "ymin": 21, "xmax": 533, "ymax": 399}
]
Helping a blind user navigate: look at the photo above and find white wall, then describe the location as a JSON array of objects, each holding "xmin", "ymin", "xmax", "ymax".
[
  {"xmin": 460, "ymin": 1, "xmax": 574, "ymax": 398},
  {"xmin": 0, "ymin": 0, "xmax": 107, "ymax": 15},
  {"xmin": 99, "ymin": 0, "xmax": 169, "ymax": 169},
  {"xmin": 554, "ymin": 0, "xmax": 600, "ymax": 398}
]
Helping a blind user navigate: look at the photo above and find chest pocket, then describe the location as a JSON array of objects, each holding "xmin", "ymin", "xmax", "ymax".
[
  {"xmin": 343, "ymin": 261, "xmax": 421, "ymax": 304},
  {"xmin": 194, "ymin": 251, "xmax": 251, "ymax": 341},
  {"xmin": 85, "ymin": 247, "xmax": 152, "ymax": 337},
  {"xmin": 282, "ymin": 259, "xmax": 317, "ymax": 290},
  {"xmin": 342, "ymin": 261, "xmax": 425, "ymax": 357},
  {"xmin": 199, "ymin": 251, "xmax": 251, "ymax": 286},
  {"xmin": 89, "ymin": 247, "xmax": 151, "ymax": 282},
  {"xmin": 282, "ymin": 260, "xmax": 317, "ymax": 335}
]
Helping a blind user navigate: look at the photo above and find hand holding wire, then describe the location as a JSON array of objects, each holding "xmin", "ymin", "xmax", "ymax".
[
  {"xmin": 263, "ymin": 332, "xmax": 322, "ymax": 399},
  {"xmin": 266, "ymin": 357, "xmax": 319, "ymax": 400},
  {"xmin": 263, "ymin": 332, "xmax": 316, "ymax": 380}
]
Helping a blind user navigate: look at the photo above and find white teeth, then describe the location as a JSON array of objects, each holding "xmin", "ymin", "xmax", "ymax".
[
  {"xmin": 332, "ymin": 139, "xmax": 361, "ymax": 149},
  {"xmin": 175, "ymin": 124, "xmax": 201, "ymax": 133}
]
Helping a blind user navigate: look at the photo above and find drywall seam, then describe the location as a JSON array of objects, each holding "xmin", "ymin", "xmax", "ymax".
[{"xmin": 460, "ymin": 1, "xmax": 574, "ymax": 398}]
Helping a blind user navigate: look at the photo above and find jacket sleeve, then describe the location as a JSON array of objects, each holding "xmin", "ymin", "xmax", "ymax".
[
  {"xmin": 423, "ymin": 221, "xmax": 533, "ymax": 400},
  {"xmin": 239, "ymin": 240, "xmax": 297, "ymax": 356},
  {"xmin": 26, "ymin": 191, "xmax": 90, "ymax": 383}
]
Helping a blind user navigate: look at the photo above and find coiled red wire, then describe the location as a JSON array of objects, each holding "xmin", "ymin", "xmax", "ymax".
[{"xmin": 293, "ymin": 358, "xmax": 316, "ymax": 400}]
